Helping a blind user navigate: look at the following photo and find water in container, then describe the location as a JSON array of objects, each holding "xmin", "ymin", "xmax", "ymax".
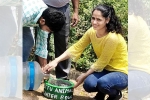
[
  {"xmin": 0, "ymin": 56, "xmax": 22, "ymax": 99},
  {"xmin": 23, "ymin": 61, "xmax": 49, "ymax": 90}
]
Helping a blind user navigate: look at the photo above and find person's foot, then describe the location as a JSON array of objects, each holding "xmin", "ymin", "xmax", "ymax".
[
  {"xmin": 94, "ymin": 92, "xmax": 105, "ymax": 100},
  {"xmin": 107, "ymin": 91, "xmax": 122, "ymax": 100}
]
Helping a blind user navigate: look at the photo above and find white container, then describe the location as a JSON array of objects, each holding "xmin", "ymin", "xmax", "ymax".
[
  {"xmin": 0, "ymin": 56, "xmax": 22, "ymax": 99},
  {"xmin": 23, "ymin": 61, "xmax": 49, "ymax": 90},
  {"xmin": 0, "ymin": 0, "xmax": 22, "ymax": 99},
  {"xmin": 0, "ymin": 3, "xmax": 22, "ymax": 57},
  {"xmin": 0, "ymin": 0, "xmax": 21, "ymax": 6}
]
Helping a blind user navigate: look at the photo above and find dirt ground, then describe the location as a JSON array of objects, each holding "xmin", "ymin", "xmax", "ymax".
[
  {"xmin": 23, "ymin": 71, "xmax": 128, "ymax": 100},
  {"xmin": 23, "ymin": 79, "xmax": 128, "ymax": 100}
]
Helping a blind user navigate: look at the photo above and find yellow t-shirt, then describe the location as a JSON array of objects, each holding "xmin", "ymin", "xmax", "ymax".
[
  {"xmin": 128, "ymin": 15, "xmax": 150, "ymax": 74},
  {"xmin": 67, "ymin": 27, "xmax": 128, "ymax": 74}
]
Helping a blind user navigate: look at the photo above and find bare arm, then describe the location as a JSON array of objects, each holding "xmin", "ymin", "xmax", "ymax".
[
  {"xmin": 71, "ymin": 0, "xmax": 79, "ymax": 14},
  {"xmin": 55, "ymin": 50, "xmax": 70, "ymax": 63},
  {"xmin": 71, "ymin": 0, "xmax": 79, "ymax": 27},
  {"xmin": 43, "ymin": 50, "xmax": 70, "ymax": 72},
  {"xmin": 37, "ymin": 56, "xmax": 47, "ymax": 68},
  {"xmin": 74, "ymin": 68, "xmax": 94, "ymax": 88}
]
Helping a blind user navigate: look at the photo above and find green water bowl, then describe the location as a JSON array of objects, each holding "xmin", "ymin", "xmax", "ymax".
[{"xmin": 44, "ymin": 78, "xmax": 74, "ymax": 100}]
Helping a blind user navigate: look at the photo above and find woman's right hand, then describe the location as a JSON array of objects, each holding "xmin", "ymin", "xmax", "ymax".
[{"xmin": 43, "ymin": 59, "xmax": 59, "ymax": 73}]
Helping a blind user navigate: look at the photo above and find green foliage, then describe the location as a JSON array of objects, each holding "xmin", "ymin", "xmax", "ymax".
[
  {"xmin": 69, "ymin": 0, "xmax": 128, "ymax": 71},
  {"xmin": 29, "ymin": 1, "xmax": 128, "ymax": 72},
  {"xmin": 75, "ymin": 44, "xmax": 96, "ymax": 72},
  {"xmin": 102, "ymin": 0, "xmax": 128, "ymax": 38}
]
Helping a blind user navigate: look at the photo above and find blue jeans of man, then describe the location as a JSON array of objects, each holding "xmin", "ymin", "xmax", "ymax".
[
  {"xmin": 83, "ymin": 69, "xmax": 128, "ymax": 96},
  {"xmin": 23, "ymin": 27, "xmax": 34, "ymax": 62},
  {"xmin": 128, "ymin": 70, "xmax": 150, "ymax": 100},
  {"xmin": 46, "ymin": 4, "xmax": 71, "ymax": 79}
]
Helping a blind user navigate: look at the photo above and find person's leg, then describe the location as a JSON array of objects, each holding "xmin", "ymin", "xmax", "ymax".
[
  {"xmin": 23, "ymin": 27, "xmax": 34, "ymax": 62},
  {"xmin": 83, "ymin": 70, "xmax": 109, "ymax": 92},
  {"xmin": 54, "ymin": 34, "xmax": 71, "ymax": 78},
  {"xmin": 96, "ymin": 71, "xmax": 128, "ymax": 100},
  {"xmin": 128, "ymin": 70, "xmax": 150, "ymax": 100},
  {"xmin": 83, "ymin": 70, "xmax": 110, "ymax": 100},
  {"xmin": 52, "ymin": 4, "xmax": 71, "ymax": 79}
]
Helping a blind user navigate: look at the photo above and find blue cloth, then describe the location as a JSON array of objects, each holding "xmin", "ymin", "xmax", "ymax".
[{"xmin": 83, "ymin": 70, "xmax": 128, "ymax": 96}]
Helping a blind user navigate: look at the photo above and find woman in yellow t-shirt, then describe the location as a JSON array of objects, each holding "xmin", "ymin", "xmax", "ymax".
[{"xmin": 44, "ymin": 4, "xmax": 128, "ymax": 100}]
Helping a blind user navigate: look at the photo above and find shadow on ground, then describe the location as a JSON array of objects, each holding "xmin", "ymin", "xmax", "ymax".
[
  {"xmin": 23, "ymin": 73, "xmax": 127, "ymax": 100},
  {"xmin": 23, "ymin": 90, "xmax": 41, "ymax": 100},
  {"xmin": 23, "ymin": 90, "xmax": 95, "ymax": 100}
]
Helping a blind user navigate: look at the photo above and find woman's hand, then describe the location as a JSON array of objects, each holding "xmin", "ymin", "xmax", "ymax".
[
  {"xmin": 43, "ymin": 59, "xmax": 59, "ymax": 73},
  {"xmin": 43, "ymin": 51, "xmax": 71, "ymax": 74},
  {"xmin": 74, "ymin": 68, "xmax": 95, "ymax": 88},
  {"xmin": 74, "ymin": 73, "xmax": 87, "ymax": 88}
]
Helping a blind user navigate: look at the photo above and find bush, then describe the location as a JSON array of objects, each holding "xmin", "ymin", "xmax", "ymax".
[{"xmin": 69, "ymin": 0, "xmax": 128, "ymax": 71}]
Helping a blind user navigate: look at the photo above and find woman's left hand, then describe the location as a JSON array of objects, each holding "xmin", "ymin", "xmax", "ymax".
[
  {"xmin": 74, "ymin": 73, "xmax": 87, "ymax": 88},
  {"xmin": 74, "ymin": 68, "xmax": 95, "ymax": 88}
]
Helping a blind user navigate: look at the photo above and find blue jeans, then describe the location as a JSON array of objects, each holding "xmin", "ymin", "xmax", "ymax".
[
  {"xmin": 83, "ymin": 70, "xmax": 128, "ymax": 96},
  {"xmin": 128, "ymin": 70, "xmax": 150, "ymax": 100},
  {"xmin": 23, "ymin": 27, "xmax": 34, "ymax": 62}
]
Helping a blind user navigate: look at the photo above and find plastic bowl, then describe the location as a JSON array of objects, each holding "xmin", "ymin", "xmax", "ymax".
[{"xmin": 43, "ymin": 78, "xmax": 74, "ymax": 100}]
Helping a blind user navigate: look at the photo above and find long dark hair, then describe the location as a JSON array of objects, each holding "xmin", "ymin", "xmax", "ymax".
[{"xmin": 92, "ymin": 3, "xmax": 122, "ymax": 34}]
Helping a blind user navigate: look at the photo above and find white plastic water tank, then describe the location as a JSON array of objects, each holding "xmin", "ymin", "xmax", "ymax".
[
  {"xmin": 0, "ymin": 0, "xmax": 22, "ymax": 99},
  {"xmin": 23, "ymin": 61, "xmax": 49, "ymax": 90},
  {"xmin": 0, "ymin": 56, "xmax": 22, "ymax": 99}
]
